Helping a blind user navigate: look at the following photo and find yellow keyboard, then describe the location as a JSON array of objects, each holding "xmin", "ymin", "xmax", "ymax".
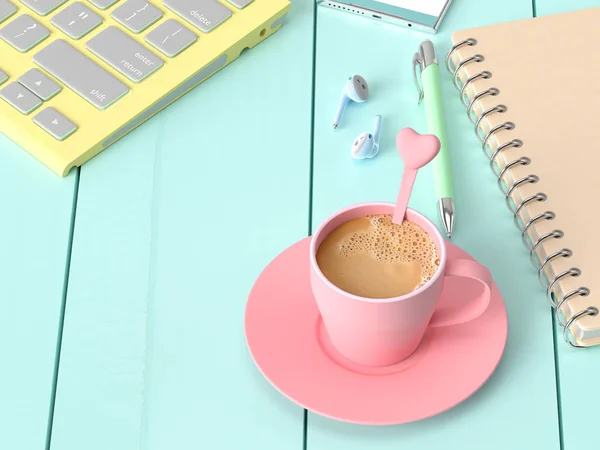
[{"xmin": 0, "ymin": 0, "xmax": 289, "ymax": 175}]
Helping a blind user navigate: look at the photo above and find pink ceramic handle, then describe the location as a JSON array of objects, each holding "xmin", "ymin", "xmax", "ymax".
[{"xmin": 429, "ymin": 258, "xmax": 492, "ymax": 328}]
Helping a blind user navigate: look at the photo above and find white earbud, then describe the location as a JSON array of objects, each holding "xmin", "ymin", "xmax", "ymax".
[
  {"xmin": 351, "ymin": 115, "xmax": 382, "ymax": 160},
  {"xmin": 333, "ymin": 75, "xmax": 369, "ymax": 129}
]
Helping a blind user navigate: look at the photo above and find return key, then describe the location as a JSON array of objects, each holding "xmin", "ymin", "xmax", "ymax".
[{"xmin": 86, "ymin": 26, "xmax": 163, "ymax": 83}]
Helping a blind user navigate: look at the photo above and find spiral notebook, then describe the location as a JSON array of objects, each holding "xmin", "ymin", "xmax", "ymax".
[{"xmin": 446, "ymin": 7, "xmax": 600, "ymax": 348}]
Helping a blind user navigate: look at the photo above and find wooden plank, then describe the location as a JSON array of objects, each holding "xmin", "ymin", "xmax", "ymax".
[
  {"xmin": 48, "ymin": 1, "xmax": 314, "ymax": 448},
  {"xmin": 0, "ymin": 134, "xmax": 76, "ymax": 449},
  {"xmin": 308, "ymin": 0, "xmax": 561, "ymax": 448},
  {"xmin": 534, "ymin": 2, "xmax": 600, "ymax": 449}
]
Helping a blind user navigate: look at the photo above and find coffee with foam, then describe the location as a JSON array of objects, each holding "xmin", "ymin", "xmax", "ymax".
[{"xmin": 316, "ymin": 214, "xmax": 440, "ymax": 298}]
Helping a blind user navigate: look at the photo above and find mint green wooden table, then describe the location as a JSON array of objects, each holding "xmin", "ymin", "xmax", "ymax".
[{"xmin": 1, "ymin": 0, "xmax": 599, "ymax": 448}]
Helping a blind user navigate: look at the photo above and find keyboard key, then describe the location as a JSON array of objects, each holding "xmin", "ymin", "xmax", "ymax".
[
  {"xmin": 111, "ymin": 0, "xmax": 162, "ymax": 33},
  {"xmin": 52, "ymin": 2, "xmax": 102, "ymax": 39},
  {"xmin": 20, "ymin": 0, "xmax": 67, "ymax": 16},
  {"xmin": 163, "ymin": 0, "xmax": 231, "ymax": 33},
  {"xmin": 0, "ymin": 14, "xmax": 50, "ymax": 52},
  {"xmin": 87, "ymin": 26, "xmax": 163, "ymax": 83},
  {"xmin": 0, "ymin": 81, "xmax": 42, "ymax": 114},
  {"xmin": 33, "ymin": 40, "xmax": 130, "ymax": 110},
  {"xmin": 18, "ymin": 68, "xmax": 61, "ymax": 100},
  {"xmin": 225, "ymin": 0, "xmax": 252, "ymax": 8},
  {"xmin": 0, "ymin": 69, "xmax": 7, "ymax": 85},
  {"xmin": 87, "ymin": 0, "xmax": 119, "ymax": 9},
  {"xmin": 145, "ymin": 19, "xmax": 196, "ymax": 57},
  {"xmin": 0, "ymin": 0, "xmax": 17, "ymax": 24},
  {"xmin": 87, "ymin": 0, "xmax": 118, "ymax": 9},
  {"xmin": 33, "ymin": 107, "xmax": 77, "ymax": 140}
]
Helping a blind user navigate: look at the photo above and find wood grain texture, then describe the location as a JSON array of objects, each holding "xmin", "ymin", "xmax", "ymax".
[
  {"xmin": 308, "ymin": 0, "xmax": 561, "ymax": 448},
  {"xmin": 534, "ymin": 3, "xmax": 600, "ymax": 449},
  {"xmin": 48, "ymin": 1, "xmax": 314, "ymax": 448},
  {"xmin": 0, "ymin": 134, "xmax": 76, "ymax": 450},
  {"xmin": 5, "ymin": 0, "xmax": 597, "ymax": 448}
]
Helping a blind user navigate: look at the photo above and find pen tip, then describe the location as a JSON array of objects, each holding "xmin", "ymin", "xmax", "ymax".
[{"xmin": 446, "ymin": 232, "xmax": 452, "ymax": 239}]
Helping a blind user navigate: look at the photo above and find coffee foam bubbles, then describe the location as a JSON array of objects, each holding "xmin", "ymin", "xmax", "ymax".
[{"xmin": 338, "ymin": 214, "xmax": 440, "ymax": 286}]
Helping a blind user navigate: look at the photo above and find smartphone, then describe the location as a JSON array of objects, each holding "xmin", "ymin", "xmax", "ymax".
[{"xmin": 317, "ymin": 0, "xmax": 454, "ymax": 33}]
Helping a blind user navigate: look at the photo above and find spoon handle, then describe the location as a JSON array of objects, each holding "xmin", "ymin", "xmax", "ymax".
[{"xmin": 392, "ymin": 168, "xmax": 417, "ymax": 225}]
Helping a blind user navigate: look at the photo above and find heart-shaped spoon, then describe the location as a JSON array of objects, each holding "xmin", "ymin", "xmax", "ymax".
[{"xmin": 392, "ymin": 128, "xmax": 441, "ymax": 225}]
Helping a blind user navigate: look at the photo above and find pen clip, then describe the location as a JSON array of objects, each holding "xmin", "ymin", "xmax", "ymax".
[{"xmin": 412, "ymin": 52, "xmax": 423, "ymax": 105}]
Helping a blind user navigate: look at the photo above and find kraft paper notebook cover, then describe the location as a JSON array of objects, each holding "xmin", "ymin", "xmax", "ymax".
[{"xmin": 446, "ymin": 7, "xmax": 600, "ymax": 347}]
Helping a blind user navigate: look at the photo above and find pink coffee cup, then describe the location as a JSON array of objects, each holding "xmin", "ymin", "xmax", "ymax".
[{"xmin": 309, "ymin": 202, "xmax": 492, "ymax": 367}]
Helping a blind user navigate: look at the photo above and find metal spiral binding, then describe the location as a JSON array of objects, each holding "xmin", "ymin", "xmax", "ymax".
[
  {"xmin": 461, "ymin": 71, "xmax": 491, "ymax": 106},
  {"xmin": 530, "ymin": 230, "xmax": 563, "ymax": 264},
  {"xmin": 504, "ymin": 176, "xmax": 539, "ymax": 209},
  {"xmin": 447, "ymin": 39, "xmax": 596, "ymax": 347},
  {"xmin": 547, "ymin": 268, "xmax": 579, "ymax": 307},
  {"xmin": 452, "ymin": 54, "xmax": 484, "ymax": 89},
  {"xmin": 468, "ymin": 88, "xmax": 499, "ymax": 123},
  {"xmin": 475, "ymin": 104, "xmax": 506, "ymax": 132},
  {"xmin": 511, "ymin": 192, "xmax": 546, "ymax": 224},
  {"xmin": 483, "ymin": 122, "xmax": 514, "ymax": 152},
  {"xmin": 489, "ymin": 140, "xmax": 523, "ymax": 175}
]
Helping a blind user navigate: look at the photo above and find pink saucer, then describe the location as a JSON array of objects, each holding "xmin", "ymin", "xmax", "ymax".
[{"xmin": 245, "ymin": 238, "xmax": 508, "ymax": 425}]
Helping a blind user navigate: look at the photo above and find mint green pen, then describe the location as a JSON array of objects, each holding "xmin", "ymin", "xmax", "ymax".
[{"xmin": 413, "ymin": 40, "xmax": 455, "ymax": 239}]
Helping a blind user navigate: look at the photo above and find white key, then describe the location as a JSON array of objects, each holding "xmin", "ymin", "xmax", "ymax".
[
  {"xmin": 18, "ymin": 68, "xmax": 61, "ymax": 100},
  {"xmin": 0, "ymin": 81, "xmax": 42, "ymax": 114},
  {"xmin": 145, "ymin": 19, "xmax": 197, "ymax": 57},
  {"xmin": 225, "ymin": 0, "xmax": 252, "ymax": 8},
  {"xmin": 87, "ymin": 0, "xmax": 119, "ymax": 9},
  {"xmin": 0, "ymin": 0, "xmax": 17, "ymax": 24},
  {"xmin": 20, "ymin": 0, "xmax": 67, "ymax": 16},
  {"xmin": 111, "ymin": 0, "xmax": 162, "ymax": 33},
  {"xmin": 86, "ymin": 26, "xmax": 163, "ymax": 82},
  {"xmin": 33, "ymin": 39, "xmax": 130, "ymax": 109},
  {"xmin": 52, "ymin": 2, "xmax": 103, "ymax": 39},
  {"xmin": 0, "ymin": 14, "xmax": 50, "ymax": 52},
  {"xmin": 33, "ymin": 107, "xmax": 77, "ymax": 140},
  {"xmin": 162, "ymin": 0, "xmax": 231, "ymax": 33}
]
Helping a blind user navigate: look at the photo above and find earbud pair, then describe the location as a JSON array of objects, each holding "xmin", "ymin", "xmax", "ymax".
[{"xmin": 333, "ymin": 75, "xmax": 381, "ymax": 160}]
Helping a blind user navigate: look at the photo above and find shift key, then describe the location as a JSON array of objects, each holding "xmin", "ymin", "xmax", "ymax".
[{"xmin": 33, "ymin": 39, "xmax": 129, "ymax": 110}]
